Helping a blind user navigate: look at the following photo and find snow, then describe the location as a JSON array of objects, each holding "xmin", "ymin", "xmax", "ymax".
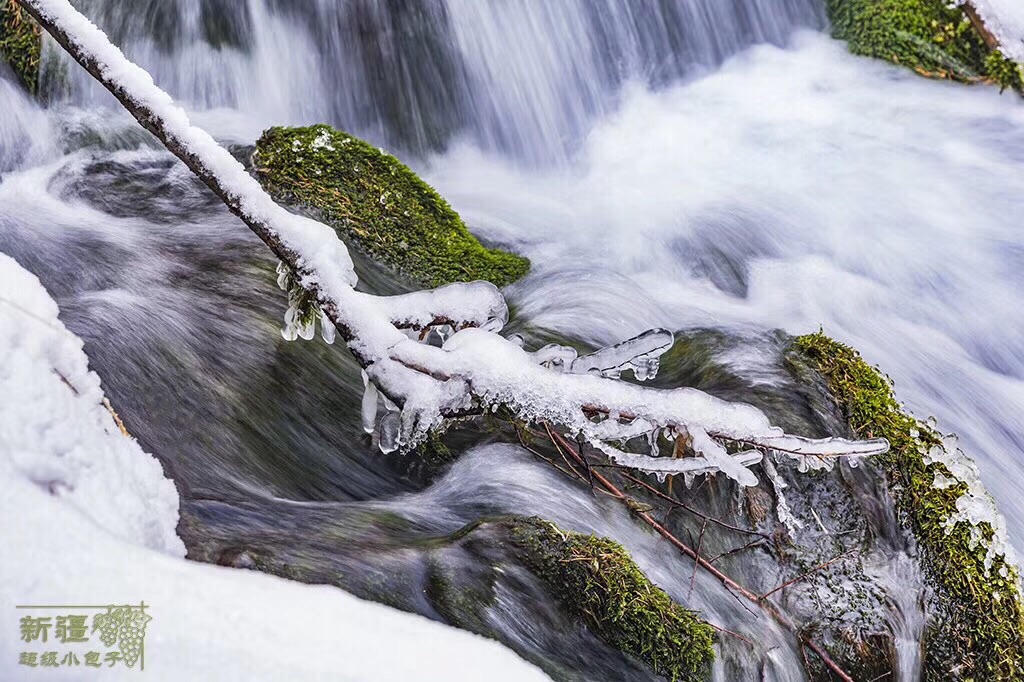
[
  {"xmin": 392, "ymin": 327, "xmax": 887, "ymax": 484},
  {"xmin": 0, "ymin": 253, "xmax": 183, "ymax": 556},
  {"xmin": 0, "ymin": 252, "xmax": 547, "ymax": 681},
  {"xmin": 960, "ymin": 0, "xmax": 1024, "ymax": 63},
  {"xmin": 368, "ymin": 281, "xmax": 508, "ymax": 331},
  {"xmin": 924, "ymin": 432, "xmax": 1019, "ymax": 576}
]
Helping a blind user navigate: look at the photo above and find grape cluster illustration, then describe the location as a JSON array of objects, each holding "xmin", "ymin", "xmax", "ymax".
[
  {"xmin": 91, "ymin": 608, "xmax": 123, "ymax": 647},
  {"xmin": 91, "ymin": 606, "xmax": 152, "ymax": 668}
]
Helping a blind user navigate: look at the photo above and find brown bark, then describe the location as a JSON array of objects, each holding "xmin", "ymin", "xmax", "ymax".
[{"xmin": 962, "ymin": 1, "xmax": 1000, "ymax": 50}]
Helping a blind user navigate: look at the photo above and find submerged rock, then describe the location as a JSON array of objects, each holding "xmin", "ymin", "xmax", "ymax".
[
  {"xmin": 505, "ymin": 517, "xmax": 715, "ymax": 682},
  {"xmin": 0, "ymin": 0, "xmax": 41, "ymax": 93},
  {"xmin": 253, "ymin": 124, "xmax": 530, "ymax": 288},
  {"xmin": 792, "ymin": 331, "xmax": 1024, "ymax": 680},
  {"xmin": 826, "ymin": 0, "xmax": 1024, "ymax": 92}
]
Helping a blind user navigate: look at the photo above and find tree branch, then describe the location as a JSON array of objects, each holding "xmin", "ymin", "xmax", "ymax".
[{"xmin": 18, "ymin": 0, "xmax": 888, "ymax": 483}]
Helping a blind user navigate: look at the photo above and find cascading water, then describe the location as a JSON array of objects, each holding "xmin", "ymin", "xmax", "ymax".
[
  {"xmin": 3, "ymin": 0, "xmax": 1023, "ymax": 679},
  {"xmin": 51, "ymin": 0, "xmax": 826, "ymax": 159}
]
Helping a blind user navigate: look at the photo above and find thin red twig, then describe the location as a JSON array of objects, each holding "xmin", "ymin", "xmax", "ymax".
[
  {"xmin": 619, "ymin": 470, "xmax": 770, "ymax": 539},
  {"xmin": 539, "ymin": 422, "xmax": 856, "ymax": 682},
  {"xmin": 688, "ymin": 519, "xmax": 707, "ymax": 601}
]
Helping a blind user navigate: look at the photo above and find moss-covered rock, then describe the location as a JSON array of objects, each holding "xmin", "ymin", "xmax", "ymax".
[
  {"xmin": 791, "ymin": 331, "xmax": 1024, "ymax": 680},
  {"xmin": 0, "ymin": 0, "xmax": 41, "ymax": 94},
  {"xmin": 985, "ymin": 49, "xmax": 1024, "ymax": 93},
  {"xmin": 826, "ymin": 0, "xmax": 1024, "ymax": 93},
  {"xmin": 253, "ymin": 124, "xmax": 530, "ymax": 288},
  {"xmin": 507, "ymin": 517, "xmax": 715, "ymax": 681}
]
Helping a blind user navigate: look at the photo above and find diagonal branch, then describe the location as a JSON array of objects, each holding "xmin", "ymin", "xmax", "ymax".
[{"xmin": 18, "ymin": 0, "xmax": 888, "ymax": 484}]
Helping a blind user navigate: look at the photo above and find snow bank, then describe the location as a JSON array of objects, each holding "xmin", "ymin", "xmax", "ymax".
[
  {"xmin": 0, "ymin": 253, "xmax": 546, "ymax": 681},
  {"xmin": 0, "ymin": 252, "xmax": 183, "ymax": 555},
  {"xmin": 964, "ymin": 0, "xmax": 1024, "ymax": 63}
]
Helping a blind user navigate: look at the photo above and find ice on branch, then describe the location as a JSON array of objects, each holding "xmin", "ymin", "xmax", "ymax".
[
  {"xmin": 25, "ymin": 0, "xmax": 888, "ymax": 488},
  {"xmin": 570, "ymin": 328, "xmax": 674, "ymax": 381}
]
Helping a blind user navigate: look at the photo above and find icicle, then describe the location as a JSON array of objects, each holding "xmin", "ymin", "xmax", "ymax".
[
  {"xmin": 763, "ymin": 457, "xmax": 804, "ymax": 533},
  {"xmin": 320, "ymin": 310, "xmax": 336, "ymax": 344},
  {"xmin": 646, "ymin": 428, "xmax": 659, "ymax": 457},
  {"xmin": 480, "ymin": 316, "xmax": 505, "ymax": 333},
  {"xmin": 284, "ymin": 303, "xmax": 299, "ymax": 327},
  {"xmin": 590, "ymin": 438, "xmax": 762, "ymax": 483},
  {"xmin": 360, "ymin": 371, "xmax": 378, "ymax": 434},
  {"xmin": 689, "ymin": 427, "xmax": 760, "ymax": 487},
  {"xmin": 630, "ymin": 355, "xmax": 660, "ymax": 382},
  {"xmin": 276, "ymin": 261, "xmax": 291, "ymax": 290},
  {"xmin": 751, "ymin": 433, "xmax": 888, "ymax": 472},
  {"xmin": 400, "ymin": 406, "xmax": 428, "ymax": 447}
]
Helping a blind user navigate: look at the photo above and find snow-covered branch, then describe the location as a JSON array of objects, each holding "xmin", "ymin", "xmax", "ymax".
[{"xmin": 18, "ymin": 0, "xmax": 889, "ymax": 485}]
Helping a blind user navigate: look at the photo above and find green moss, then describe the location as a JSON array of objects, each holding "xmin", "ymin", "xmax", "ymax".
[
  {"xmin": 425, "ymin": 553, "xmax": 497, "ymax": 635},
  {"xmin": 985, "ymin": 49, "xmax": 1024, "ymax": 93},
  {"xmin": 826, "ymin": 0, "xmax": 1023, "ymax": 93},
  {"xmin": 0, "ymin": 0, "xmax": 41, "ymax": 94},
  {"xmin": 507, "ymin": 517, "xmax": 714, "ymax": 681},
  {"xmin": 253, "ymin": 124, "xmax": 530, "ymax": 288},
  {"xmin": 414, "ymin": 429, "xmax": 456, "ymax": 467},
  {"xmin": 792, "ymin": 331, "xmax": 1024, "ymax": 680}
]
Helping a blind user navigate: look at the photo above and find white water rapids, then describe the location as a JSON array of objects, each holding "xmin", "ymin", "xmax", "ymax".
[{"xmin": 427, "ymin": 33, "xmax": 1024, "ymax": 549}]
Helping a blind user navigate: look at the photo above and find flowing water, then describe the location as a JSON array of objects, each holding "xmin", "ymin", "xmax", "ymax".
[{"xmin": 2, "ymin": 0, "xmax": 1023, "ymax": 679}]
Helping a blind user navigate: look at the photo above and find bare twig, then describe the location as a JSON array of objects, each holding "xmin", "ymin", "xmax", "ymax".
[
  {"xmin": 541, "ymin": 422, "xmax": 856, "ymax": 682},
  {"xmin": 707, "ymin": 622, "xmax": 753, "ymax": 646},
  {"xmin": 803, "ymin": 638, "xmax": 854, "ymax": 682},
  {"xmin": 688, "ymin": 519, "xmax": 707, "ymax": 600},
  {"xmin": 619, "ymin": 470, "xmax": 770, "ymax": 539},
  {"xmin": 543, "ymin": 422, "xmax": 589, "ymax": 484},
  {"xmin": 708, "ymin": 538, "xmax": 766, "ymax": 564},
  {"xmin": 515, "ymin": 428, "xmax": 581, "ymax": 483}
]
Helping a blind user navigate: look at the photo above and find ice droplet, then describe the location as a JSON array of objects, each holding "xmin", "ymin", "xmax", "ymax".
[
  {"xmin": 481, "ymin": 316, "xmax": 505, "ymax": 333},
  {"xmin": 378, "ymin": 411, "xmax": 401, "ymax": 453},
  {"xmin": 425, "ymin": 328, "xmax": 445, "ymax": 348},
  {"xmin": 531, "ymin": 343, "xmax": 578, "ymax": 369}
]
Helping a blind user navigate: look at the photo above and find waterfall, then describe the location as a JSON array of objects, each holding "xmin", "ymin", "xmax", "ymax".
[{"xmin": 51, "ymin": 0, "xmax": 824, "ymax": 160}]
